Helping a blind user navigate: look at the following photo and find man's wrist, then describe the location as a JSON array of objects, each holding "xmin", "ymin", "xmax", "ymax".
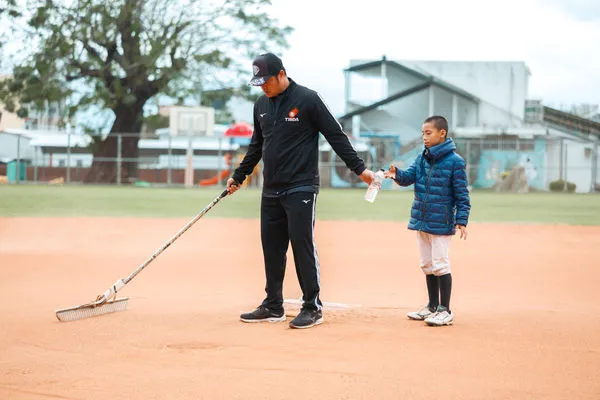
[
  {"xmin": 355, "ymin": 165, "xmax": 366, "ymax": 175},
  {"xmin": 231, "ymin": 172, "xmax": 245, "ymax": 184}
]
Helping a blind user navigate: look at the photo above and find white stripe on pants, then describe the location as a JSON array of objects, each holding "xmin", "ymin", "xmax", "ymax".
[{"xmin": 416, "ymin": 231, "xmax": 452, "ymax": 276}]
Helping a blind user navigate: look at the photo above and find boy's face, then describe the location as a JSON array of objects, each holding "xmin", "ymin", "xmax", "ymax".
[{"xmin": 422, "ymin": 122, "xmax": 446, "ymax": 148}]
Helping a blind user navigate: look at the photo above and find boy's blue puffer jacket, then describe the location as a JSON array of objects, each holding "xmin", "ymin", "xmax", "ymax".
[{"xmin": 393, "ymin": 138, "xmax": 470, "ymax": 235}]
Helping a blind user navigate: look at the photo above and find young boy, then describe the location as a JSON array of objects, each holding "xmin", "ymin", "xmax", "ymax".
[{"xmin": 384, "ymin": 116, "xmax": 470, "ymax": 326}]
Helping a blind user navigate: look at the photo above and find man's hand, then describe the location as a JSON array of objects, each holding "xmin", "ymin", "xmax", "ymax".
[
  {"xmin": 456, "ymin": 225, "xmax": 468, "ymax": 240},
  {"xmin": 384, "ymin": 164, "xmax": 397, "ymax": 179},
  {"xmin": 359, "ymin": 169, "xmax": 376, "ymax": 185},
  {"xmin": 226, "ymin": 178, "xmax": 241, "ymax": 194}
]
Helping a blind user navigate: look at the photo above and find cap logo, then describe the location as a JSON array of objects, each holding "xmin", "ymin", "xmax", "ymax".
[{"xmin": 253, "ymin": 65, "xmax": 259, "ymax": 75}]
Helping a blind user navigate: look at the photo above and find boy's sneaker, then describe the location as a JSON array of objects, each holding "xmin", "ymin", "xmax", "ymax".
[
  {"xmin": 424, "ymin": 305, "xmax": 454, "ymax": 326},
  {"xmin": 289, "ymin": 308, "xmax": 323, "ymax": 329},
  {"xmin": 407, "ymin": 305, "xmax": 436, "ymax": 320},
  {"xmin": 240, "ymin": 305, "xmax": 286, "ymax": 323}
]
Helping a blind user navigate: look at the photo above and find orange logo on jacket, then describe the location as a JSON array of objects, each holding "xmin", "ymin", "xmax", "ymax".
[{"xmin": 286, "ymin": 108, "xmax": 299, "ymax": 122}]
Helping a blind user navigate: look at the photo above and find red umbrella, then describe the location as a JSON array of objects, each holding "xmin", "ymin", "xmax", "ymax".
[{"xmin": 224, "ymin": 121, "xmax": 253, "ymax": 137}]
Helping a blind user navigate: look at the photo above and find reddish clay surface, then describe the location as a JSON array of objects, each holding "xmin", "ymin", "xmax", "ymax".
[{"xmin": 1, "ymin": 217, "xmax": 599, "ymax": 399}]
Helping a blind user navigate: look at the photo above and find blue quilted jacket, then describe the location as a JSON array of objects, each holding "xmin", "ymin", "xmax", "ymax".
[{"xmin": 393, "ymin": 138, "xmax": 471, "ymax": 235}]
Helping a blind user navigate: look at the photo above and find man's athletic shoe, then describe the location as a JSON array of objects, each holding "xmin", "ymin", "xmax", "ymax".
[
  {"xmin": 407, "ymin": 305, "xmax": 436, "ymax": 320},
  {"xmin": 424, "ymin": 305, "xmax": 454, "ymax": 326},
  {"xmin": 289, "ymin": 308, "xmax": 323, "ymax": 329},
  {"xmin": 240, "ymin": 305, "xmax": 286, "ymax": 323}
]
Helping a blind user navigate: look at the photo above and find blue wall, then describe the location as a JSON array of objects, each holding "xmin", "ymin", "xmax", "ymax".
[{"xmin": 473, "ymin": 139, "xmax": 546, "ymax": 189}]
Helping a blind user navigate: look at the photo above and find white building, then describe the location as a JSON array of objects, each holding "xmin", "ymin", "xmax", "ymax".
[
  {"xmin": 0, "ymin": 105, "xmax": 25, "ymax": 131},
  {"xmin": 341, "ymin": 57, "xmax": 529, "ymax": 138},
  {"xmin": 0, "ymin": 129, "xmax": 36, "ymax": 162},
  {"xmin": 340, "ymin": 57, "xmax": 599, "ymax": 192},
  {"xmin": 0, "ymin": 128, "xmax": 239, "ymax": 168}
]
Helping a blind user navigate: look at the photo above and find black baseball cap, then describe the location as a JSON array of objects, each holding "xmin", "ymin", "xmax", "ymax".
[{"xmin": 249, "ymin": 53, "xmax": 285, "ymax": 86}]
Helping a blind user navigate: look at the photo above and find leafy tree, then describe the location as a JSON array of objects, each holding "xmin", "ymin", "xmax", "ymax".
[
  {"xmin": 0, "ymin": 0, "xmax": 291, "ymax": 182},
  {"xmin": 0, "ymin": 0, "xmax": 23, "ymax": 77},
  {"xmin": 200, "ymin": 85, "xmax": 259, "ymax": 124},
  {"xmin": 0, "ymin": 0, "xmax": 21, "ymax": 18}
]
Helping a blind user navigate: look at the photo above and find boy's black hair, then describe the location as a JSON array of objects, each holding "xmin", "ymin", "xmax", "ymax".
[{"xmin": 424, "ymin": 116, "xmax": 448, "ymax": 134}]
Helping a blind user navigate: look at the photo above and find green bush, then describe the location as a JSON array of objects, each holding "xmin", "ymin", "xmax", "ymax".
[{"xmin": 549, "ymin": 180, "xmax": 576, "ymax": 193}]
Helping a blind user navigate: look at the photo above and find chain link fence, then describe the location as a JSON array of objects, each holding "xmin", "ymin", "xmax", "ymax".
[{"xmin": 1, "ymin": 132, "xmax": 598, "ymax": 192}]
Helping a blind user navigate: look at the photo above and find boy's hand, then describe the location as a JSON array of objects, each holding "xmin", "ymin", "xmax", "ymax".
[
  {"xmin": 456, "ymin": 225, "xmax": 468, "ymax": 240},
  {"xmin": 383, "ymin": 164, "xmax": 397, "ymax": 179}
]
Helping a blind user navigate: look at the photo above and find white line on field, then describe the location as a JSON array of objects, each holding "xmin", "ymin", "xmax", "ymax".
[{"xmin": 283, "ymin": 298, "xmax": 361, "ymax": 309}]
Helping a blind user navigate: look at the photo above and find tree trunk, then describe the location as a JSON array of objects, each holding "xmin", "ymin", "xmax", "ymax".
[{"xmin": 85, "ymin": 104, "xmax": 144, "ymax": 183}]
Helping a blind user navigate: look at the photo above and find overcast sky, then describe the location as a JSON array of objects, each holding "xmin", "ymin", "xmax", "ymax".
[
  {"xmin": 265, "ymin": 0, "xmax": 599, "ymax": 115},
  {"xmin": 2, "ymin": 0, "xmax": 598, "ymax": 127}
]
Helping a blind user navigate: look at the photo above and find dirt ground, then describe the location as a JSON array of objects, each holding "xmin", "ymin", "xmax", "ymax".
[{"xmin": 0, "ymin": 217, "xmax": 599, "ymax": 399}]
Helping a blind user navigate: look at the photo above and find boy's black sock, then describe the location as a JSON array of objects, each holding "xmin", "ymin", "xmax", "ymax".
[
  {"xmin": 439, "ymin": 273, "xmax": 452, "ymax": 312},
  {"xmin": 425, "ymin": 274, "xmax": 439, "ymax": 311}
]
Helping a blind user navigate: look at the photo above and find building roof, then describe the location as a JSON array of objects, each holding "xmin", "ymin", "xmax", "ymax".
[
  {"xmin": 543, "ymin": 107, "xmax": 600, "ymax": 139},
  {"xmin": 340, "ymin": 57, "xmax": 480, "ymax": 122},
  {"xmin": 345, "ymin": 57, "xmax": 480, "ymax": 103},
  {"xmin": 339, "ymin": 81, "xmax": 431, "ymax": 121},
  {"xmin": 139, "ymin": 136, "xmax": 239, "ymax": 151}
]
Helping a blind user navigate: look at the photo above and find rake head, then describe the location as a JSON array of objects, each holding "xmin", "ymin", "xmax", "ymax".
[{"xmin": 55, "ymin": 297, "xmax": 129, "ymax": 322}]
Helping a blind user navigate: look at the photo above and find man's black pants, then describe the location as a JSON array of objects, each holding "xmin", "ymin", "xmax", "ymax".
[{"xmin": 260, "ymin": 191, "xmax": 322, "ymax": 311}]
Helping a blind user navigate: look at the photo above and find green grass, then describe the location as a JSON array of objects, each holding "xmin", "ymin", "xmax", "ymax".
[{"xmin": 1, "ymin": 184, "xmax": 599, "ymax": 225}]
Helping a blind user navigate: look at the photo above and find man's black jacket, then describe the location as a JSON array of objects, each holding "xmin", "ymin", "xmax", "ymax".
[{"xmin": 232, "ymin": 79, "xmax": 366, "ymax": 195}]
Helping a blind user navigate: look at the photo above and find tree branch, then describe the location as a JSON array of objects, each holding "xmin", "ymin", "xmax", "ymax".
[{"xmin": 65, "ymin": 65, "xmax": 102, "ymax": 82}]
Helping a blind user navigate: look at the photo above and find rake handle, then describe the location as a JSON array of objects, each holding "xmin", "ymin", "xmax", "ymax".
[{"xmin": 123, "ymin": 188, "xmax": 230, "ymax": 285}]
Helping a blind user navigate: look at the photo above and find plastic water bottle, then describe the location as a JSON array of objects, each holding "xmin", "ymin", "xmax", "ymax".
[{"xmin": 364, "ymin": 169, "xmax": 385, "ymax": 203}]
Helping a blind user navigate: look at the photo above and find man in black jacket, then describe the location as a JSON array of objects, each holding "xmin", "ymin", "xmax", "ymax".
[{"xmin": 227, "ymin": 53, "xmax": 375, "ymax": 329}]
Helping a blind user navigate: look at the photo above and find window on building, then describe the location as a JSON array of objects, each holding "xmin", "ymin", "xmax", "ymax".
[
  {"xmin": 518, "ymin": 142, "xmax": 535, "ymax": 151},
  {"xmin": 502, "ymin": 141, "xmax": 517, "ymax": 150}
]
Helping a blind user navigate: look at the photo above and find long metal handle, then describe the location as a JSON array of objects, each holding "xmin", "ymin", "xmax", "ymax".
[{"xmin": 124, "ymin": 189, "xmax": 229, "ymax": 284}]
